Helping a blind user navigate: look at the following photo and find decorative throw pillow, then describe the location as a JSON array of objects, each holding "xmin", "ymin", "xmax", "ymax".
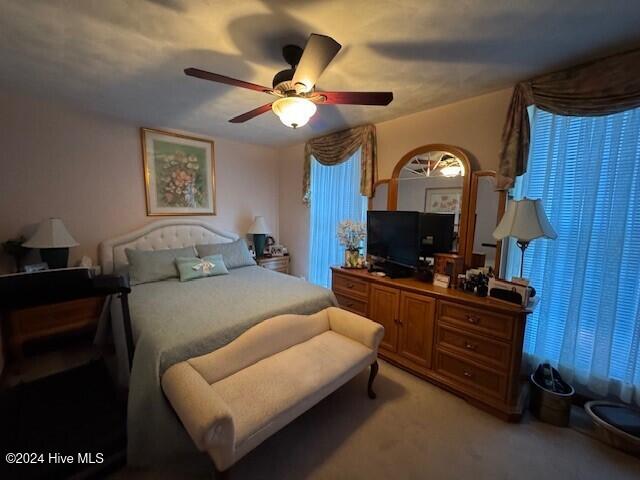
[
  {"xmin": 175, "ymin": 255, "xmax": 229, "ymax": 282},
  {"xmin": 196, "ymin": 240, "xmax": 256, "ymax": 269},
  {"xmin": 125, "ymin": 246, "xmax": 196, "ymax": 285}
]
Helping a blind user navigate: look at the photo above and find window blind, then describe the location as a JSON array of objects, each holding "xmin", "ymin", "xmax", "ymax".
[
  {"xmin": 308, "ymin": 149, "xmax": 367, "ymax": 288},
  {"xmin": 507, "ymin": 106, "xmax": 640, "ymax": 404}
]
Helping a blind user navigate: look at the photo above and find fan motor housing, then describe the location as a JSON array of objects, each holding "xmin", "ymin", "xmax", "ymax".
[
  {"xmin": 282, "ymin": 44, "xmax": 303, "ymax": 68},
  {"xmin": 272, "ymin": 68, "xmax": 295, "ymax": 90}
]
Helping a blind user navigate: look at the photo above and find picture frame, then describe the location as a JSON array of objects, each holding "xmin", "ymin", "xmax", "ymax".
[
  {"xmin": 24, "ymin": 262, "xmax": 49, "ymax": 273},
  {"xmin": 425, "ymin": 188, "xmax": 462, "ymax": 214},
  {"xmin": 270, "ymin": 245, "xmax": 285, "ymax": 257},
  {"xmin": 141, "ymin": 128, "xmax": 216, "ymax": 216}
]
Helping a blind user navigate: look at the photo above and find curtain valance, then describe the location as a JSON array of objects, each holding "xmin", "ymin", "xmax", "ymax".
[
  {"xmin": 303, "ymin": 124, "xmax": 376, "ymax": 204},
  {"xmin": 498, "ymin": 48, "xmax": 640, "ymax": 190}
]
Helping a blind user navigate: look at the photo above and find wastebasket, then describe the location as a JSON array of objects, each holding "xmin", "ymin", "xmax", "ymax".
[{"xmin": 529, "ymin": 364, "xmax": 575, "ymax": 427}]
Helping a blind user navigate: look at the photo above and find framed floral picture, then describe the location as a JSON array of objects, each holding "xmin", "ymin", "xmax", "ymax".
[
  {"xmin": 141, "ymin": 128, "xmax": 216, "ymax": 216},
  {"xmin": 425, "ymin": 188, "xmax": 462, "ymax": 214}
]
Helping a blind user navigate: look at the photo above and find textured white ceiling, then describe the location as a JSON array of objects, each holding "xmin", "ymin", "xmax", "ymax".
[{"xmin": 1, "ymin": 0, "xmax": 639, "ymax": 146}]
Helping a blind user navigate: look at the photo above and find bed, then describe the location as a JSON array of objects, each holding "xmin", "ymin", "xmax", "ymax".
[{"xmin": 99, "ymin": 219, "xmax": 336, "ymax": 466}]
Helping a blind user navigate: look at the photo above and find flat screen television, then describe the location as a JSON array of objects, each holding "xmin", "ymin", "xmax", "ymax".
[
  {"xmin": 419, "ymin": 212, "xmax": 455, "ymax": 257},
  {"xmin": 367, "ymin": 211, "xmax": 421, "ymax": 268},
  {"xmin": 367, "ymin": 211, "xmax": 456, "ymax": 270}
]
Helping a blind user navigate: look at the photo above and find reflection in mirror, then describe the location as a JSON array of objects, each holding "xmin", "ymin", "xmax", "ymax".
[
  {"xmin": 472, "ymin": 177, "xmax": 500, "ymax": 267},
  {"xmin": 397, "ymin": 151, "xmax": 466, "ymax": 248},
  {"xmin": 465, "ymin": 171, "xmax": 506, "ymax": 274},
  {"xmin": 390, "ymin": 144, "xmax": 472, "ymax": 259},
  {"xmin": 369, "ymin": 180, "xmax": 389, "ymax": 211}
]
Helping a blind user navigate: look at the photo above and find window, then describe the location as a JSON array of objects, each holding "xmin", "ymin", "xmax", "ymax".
[
  {"xmin": 506, "ymin": 106, "xmax": 640, "ymax": 404},
  {"xmin": 308, "ymin": 149, "xmax": 367, "ymax": 288}
]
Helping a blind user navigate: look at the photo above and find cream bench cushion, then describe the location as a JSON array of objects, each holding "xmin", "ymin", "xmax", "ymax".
[{"xmin": 162, "ymin": 307, "xmax": 384, "ymax": 472}]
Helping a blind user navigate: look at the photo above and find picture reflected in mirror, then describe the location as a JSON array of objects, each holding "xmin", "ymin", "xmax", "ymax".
[{"xmin": 397, "ymin": 151, "xmax": 465, "ymax": 250}]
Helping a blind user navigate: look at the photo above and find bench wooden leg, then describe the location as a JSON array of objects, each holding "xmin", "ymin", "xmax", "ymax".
[{"xmin": 368, "ymin": 361, "xmax": 379, "ymax": 399}]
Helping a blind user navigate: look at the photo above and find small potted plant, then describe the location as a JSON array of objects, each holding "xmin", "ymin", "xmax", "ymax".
[
  {"xmin": 2, "ymin": 236, "xmax": 29, "ymax": 273},
  {"xmin": 337, "ymin": 220, "xmax": 366, "ymax": 268}
]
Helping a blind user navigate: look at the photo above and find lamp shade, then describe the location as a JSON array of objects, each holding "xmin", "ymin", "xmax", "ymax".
[
  {"xmin": 247, "ymin": 216, "xmax": 270, "ymax": 235},
  {"xmin": 23, "ymin": 218, "xmax": 79, "ymax": 248},
  {"xmin": 493, "ymin": 198, "xmax": 557, "ymax": 242}
]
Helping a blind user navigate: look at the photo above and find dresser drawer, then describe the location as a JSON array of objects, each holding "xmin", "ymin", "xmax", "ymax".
[
  {"xmin": 334, "ymin": 293, "xmax": 368, "ymax": 317},
  {"xmin": 435, "ymin": 349, "xmax": 507, "ymax": 399},
  {"xmin": 258, "ymin": 256, "xmax": 290, "ymax": 273},
  {"xmin": 332, "ymin": 272, "xmax": 369, "ymax": 299},
  {"xmin": 439, "ymin": 301, "xmax": 514, "ymax": 340},
  {"xmin": 436, "ymin": 324, "xmax": 511, "ymax": 371}
]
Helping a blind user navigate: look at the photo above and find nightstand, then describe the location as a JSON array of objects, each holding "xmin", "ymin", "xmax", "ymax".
[{"xmin": 257, "ymin": 256, "xmax": 290, "ymax": 274}]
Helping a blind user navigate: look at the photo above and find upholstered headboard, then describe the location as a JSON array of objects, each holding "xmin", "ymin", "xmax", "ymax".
[{"xmin": 99, "ymin": 219, "xmax": 240, "ymax": 274}]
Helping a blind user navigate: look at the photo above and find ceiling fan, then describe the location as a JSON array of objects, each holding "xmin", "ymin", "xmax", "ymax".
[{"xmin": 184, "ymin": 33, "xmax": 393, "ymax": 129}]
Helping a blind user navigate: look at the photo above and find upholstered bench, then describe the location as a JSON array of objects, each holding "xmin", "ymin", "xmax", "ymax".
[{"xmin": 161, "ymin": 307, "xmax": 384, "ymax": 473}]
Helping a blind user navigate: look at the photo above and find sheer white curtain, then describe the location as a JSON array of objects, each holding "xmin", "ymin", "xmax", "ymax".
[
  {"xmin": 506, "ymin": 106, "xmax": 640, "ymax": 405},
  {"xmin": 308, "ymin": 149, "xmax": 367, "ymax": 288}
]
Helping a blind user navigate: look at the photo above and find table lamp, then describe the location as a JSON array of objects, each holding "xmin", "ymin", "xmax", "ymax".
[
  {"xmin": 23, "ymin": 218, "xmax": 79, "ymax": 269},
  {"xmin": 248, "ymin": 216, "xmax": 270, "ymax": 258},
  {"xmin": 493, "ymin": 198, "xmax": 557, "ymax": 278}
]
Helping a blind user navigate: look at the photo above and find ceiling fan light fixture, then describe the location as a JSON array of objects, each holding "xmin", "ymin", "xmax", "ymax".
[
  {"xmin": 271, "ymin": 96, "xmax": 317, "ymax": 129},
  {"xmin": 440, "ymin": 164, "xmax": 463, "ymax": 177},
  {"xmin": 437, "ymin": 154, "xmax": 465, "ymax": 177}
]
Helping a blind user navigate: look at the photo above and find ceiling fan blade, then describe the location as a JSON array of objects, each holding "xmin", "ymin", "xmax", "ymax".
[
  {"xmin": 184, "ymin": 68, "xmax": 273, "ymax": 94},
  {"xmin": 292, "ymin": 34, "xmax": 341, "ymax": 93},
  {"xmin": 319, "ymin": 91, "xmax": 394, "ymax": 106},
  {"xmin": 229, "ymin": 103, "xmax": 273, "ymax": 123}
]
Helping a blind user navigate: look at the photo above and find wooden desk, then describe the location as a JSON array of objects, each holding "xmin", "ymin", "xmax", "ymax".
[
  {"xmin": 3, "ymin": 297, "xmax": 104, "ymax": 361},
  {"xmin": 0, "ymin": 269, "xmax": 133, "ymax": 371},
  {"xmin": 331, "ymin": 267, "xmax": 535, "ymax": 421}
]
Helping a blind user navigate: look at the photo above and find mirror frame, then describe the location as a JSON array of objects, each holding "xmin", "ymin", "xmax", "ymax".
[
  {"xmin": 464, "ymin": 170, "xmax": 507, "ymax": 274},
  {"xmin": 368, "ymin": 179, "xmax": 391, "ymax": 210},
  {"xmin": 388, "ymin": 144, "xmax": 473, "ymax": 259}
]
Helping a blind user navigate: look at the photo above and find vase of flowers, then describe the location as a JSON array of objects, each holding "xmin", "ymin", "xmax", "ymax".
[{"xmin": 337, "ymin": 220, "xmax": 366, "ymax": 268}]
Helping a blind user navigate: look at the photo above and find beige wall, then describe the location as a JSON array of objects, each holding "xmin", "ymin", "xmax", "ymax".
[
  {"xmin": 0, "ymin": 90, "xmax": 280, "ymax": 274},
  {"xmin": 278, "ymin": 88, "xmax": 513, "ymax": 278},
  {"xmin": 376, "ymin": 88, "xmax": 513, "ymax": 177},
  {"xmin": 278, "ymin": 143, "xmax": 308, "ymax": 278}
]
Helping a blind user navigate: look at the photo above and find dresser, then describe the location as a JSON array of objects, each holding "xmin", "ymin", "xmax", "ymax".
[{"xmin": 331, "ymin": 267, "xmax": 534, "ymax": 421}]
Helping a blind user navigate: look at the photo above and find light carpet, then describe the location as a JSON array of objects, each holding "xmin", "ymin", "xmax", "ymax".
[{"xmin": 112, "ymin": 360, "xmax": 640, "ymax": 479}]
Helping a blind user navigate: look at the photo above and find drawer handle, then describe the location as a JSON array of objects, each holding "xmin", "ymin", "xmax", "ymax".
[
  {"xmin": 464, "ymin": 342, "xmax": 477, "ymax": 351},
  {"xmin": 394, "ymin": 318, "xmax": 403, "ymax": 325},
  {"xmin": 346, "ymin": 302, "xmax": 354, "ymax": 308},
  {"xmin": 463, "ymin": 370, "xmax": 474, "ymax": 379},
  {"xmin": 466, "ymin": 315, "xmax": 480, "ymax": 325},
  {"xmin": 346, "ymin": 283, "xmax": 355, "ymax": 288}
]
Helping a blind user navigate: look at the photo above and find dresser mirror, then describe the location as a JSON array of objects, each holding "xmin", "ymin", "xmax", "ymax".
[
  {"xmin": 389, "ymin": 144, "xmax": 472, "ymax": 255},
  {"xmin": 464, "ymin": 170, "xmax": 507, "ymax": 274},
  {"xmin": 368, "ymin": 179, "xmax": 390, "ymax": 211}
]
